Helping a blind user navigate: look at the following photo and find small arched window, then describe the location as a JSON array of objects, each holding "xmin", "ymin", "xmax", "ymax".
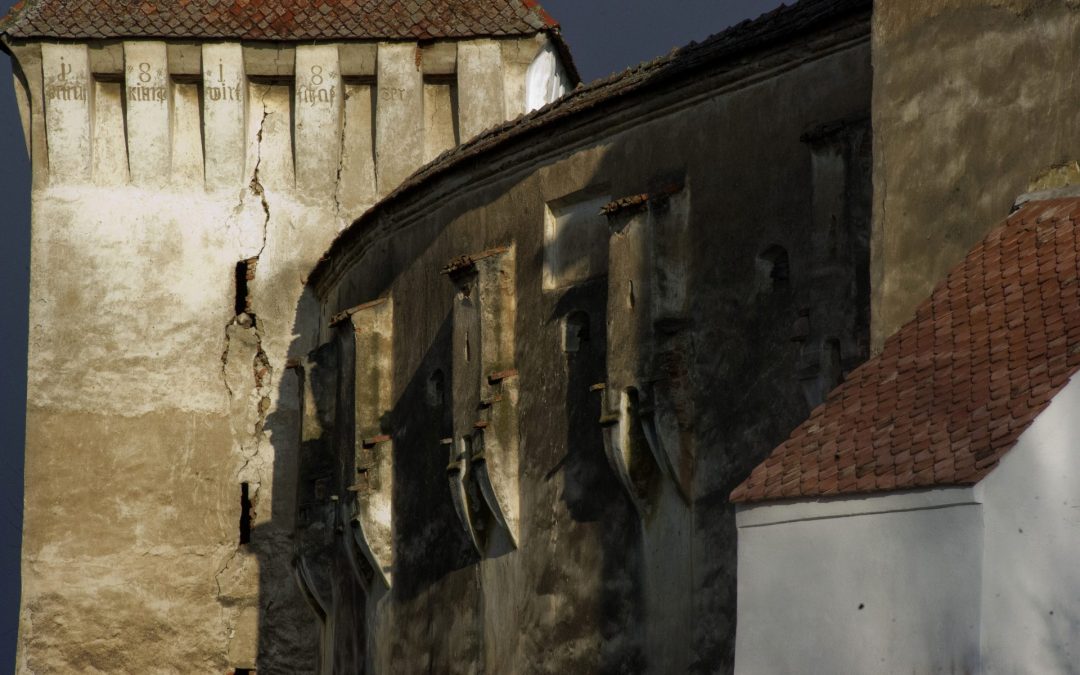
[
  {"xmin": 563, "ymin": 311, "xmax": 590, "ymax": 353},
  {"xmin": 426, "ymin": 369, "xmax": 446, "ymax": 409},
  {"xmin": 756, "ymin": 245, "xmax": 790, "ymax": 292}
]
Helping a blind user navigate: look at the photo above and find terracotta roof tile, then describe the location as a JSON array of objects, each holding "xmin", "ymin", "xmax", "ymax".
[
  {"xmin": 732, "ymin": 197, "xmax": 1080, "ymax": 503},
  {"xmin": 0, "ymin": 0, "xmax": 556, "ymax": 40}
]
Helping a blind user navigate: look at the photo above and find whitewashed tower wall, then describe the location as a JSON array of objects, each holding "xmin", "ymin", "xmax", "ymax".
[{"xmin": 7, "ymin": 33, "xmax": 569, "ymax": 673}]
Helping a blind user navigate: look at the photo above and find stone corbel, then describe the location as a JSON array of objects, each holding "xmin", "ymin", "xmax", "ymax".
[
  {"xmin": 474, "ymin": 368, "xmax": 520, "ymax": 546},
  {"xmin": 443, "ymin": 247, "xmax": 521, "ymax": 551},
  {"xmin": 446, "ymin": 435, "xmax": 485, "ymax": 553},
  {"xmin": 648, "ymin": 331, "xmax": 696, "ymax": 502},
  {"xmin": 595, "ymin": 383, "xmax": 662, "ymax": 517},
  {"xmin": 346, "ymin": 297, "xmax": 395, "ymax": 589}
]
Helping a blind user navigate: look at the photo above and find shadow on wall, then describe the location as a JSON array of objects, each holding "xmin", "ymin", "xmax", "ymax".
[
  {"xmin": 251, "ymin": 243, "xmax": 644, "ymax": 671},
  {"xmin": 551, "ymin": 281, "xmax": 647, "ymax": 672},
  {"xmin": 247, "ymin": 162, "xmax": 652, "ymax": 672},
  {"xmin": 247, "ymin": 88, "xmax": 870, "ymax": 673}
]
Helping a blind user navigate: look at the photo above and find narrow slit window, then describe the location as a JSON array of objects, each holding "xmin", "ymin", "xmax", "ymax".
[
  {"xmin": 234, "ymin": 257, "xmax": 258, "ymax": 317},
  {"xmin": 234, "ymin": 261, "xmax": 248, "ymax": 316},
  {"xmin": 239, "ymin": 482, "xmax": 252, "ymax": 545}
]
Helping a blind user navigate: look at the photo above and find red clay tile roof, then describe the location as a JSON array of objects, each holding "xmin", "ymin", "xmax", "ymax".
[
  {"xmin": 0, "ymin": 0, "xmax": 557, "ymax": 41},
  {"xmin": 732, "ymin": 197, "xmax": 1080, "ymax": 503}
]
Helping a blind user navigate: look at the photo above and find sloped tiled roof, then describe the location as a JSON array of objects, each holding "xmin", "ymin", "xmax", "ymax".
[
  {"xmin": 0, "ymin": 0, "xmax": 557, "ymax": 41},
  {"xmin": 732, "ymin": 197, "xmax": 1080, "ymax": 503},
  {"xmin": 309, "ymin": 0, "xmax": 872, "ymax": 289}
]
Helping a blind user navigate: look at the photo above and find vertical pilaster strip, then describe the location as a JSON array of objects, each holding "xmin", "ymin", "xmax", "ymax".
[
  {"xmin": 500, "ymin": 38, "xmax": 534, "ymax": 121},
  {"xmin": 473, "ymin": 249, "xmax": 520, "ymax": 547},
  {"xmin": 375, "ymin": 42, "xmax": 422, "ymax": 195},
  {"xmin": 202, "ymin": 43, "xmax": 247, "ymax": 190},
  {"xmin": 457, "ymin": 40, "xmax": 506, "ymax": 142},
  {"xmin": 447, "ymin": 261, "xmax": 485, "ymax": 553},
  {"xmin": 123, "ymin": 41, "xmax": 170, "ymax": 185},
  {"xmin": 607, "ymin": 210, "xmax": 654, "ymax": 388},
  {"xmin": 41, "ymin": 44, "xmax": 91, "ymax": 184},
  {"xmin": 349, "ymin": 298, "xmax": 394, "ymax": 587},
  {"xmin": 295, "ymin": 45, "xmax": 343, "ymax": 198},
  {"xmin": 600, "ymin": 209, "xmax": 662, "ymax": 516}
]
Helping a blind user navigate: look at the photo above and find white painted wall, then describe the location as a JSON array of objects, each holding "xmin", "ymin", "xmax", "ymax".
[
  {"xmin": 525, "ymin": 41, "xmax": 570, "ymax": 112},
  {"xmin": 978, "ymin": 375, "xmax": 1080, "ymax": 672},
  {"xmin": 736, "ymin": 374, "xmax": 1080, "ymax": 674},
  {"xmin": 735, "ymin": 489, "xmax": 983, "ymax": 674}
]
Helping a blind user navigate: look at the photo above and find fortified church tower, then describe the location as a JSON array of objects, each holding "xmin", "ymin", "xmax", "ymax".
[{"xmin": 0, "ymin": 0, "xmax": 573, "ymax": 670}]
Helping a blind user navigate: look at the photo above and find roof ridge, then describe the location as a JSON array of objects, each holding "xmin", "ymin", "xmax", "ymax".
[
  {"xmin": 0, "ymin": 0, "xmax": 31, "ymax": 31},
  {"xmin": 521, "ymin": 0, "xmax": 558, "ymax": 30},
  {"xmin": 0, "ymin": 0, "xmax": 558, "ymax": 41}
]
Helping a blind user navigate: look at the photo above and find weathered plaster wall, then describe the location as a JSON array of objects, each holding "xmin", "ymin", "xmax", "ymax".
[
  {"xmin": 978, "ymin": 373, "xmax": 1080, "ymax": 671},
  {"xmin": 306, "ymin": 15, "xmax": 872, "ymax": 673},
  {"xmin": 871, "ymin": 0, "xmax": 1080, "ymax": 347},
  {"xmin": 734, "ymin": 489, "xmax": 983, "ymax": 674},
  {"xmin": 11, "ymin": 34, "xmax": 560, "ymax": 674}
]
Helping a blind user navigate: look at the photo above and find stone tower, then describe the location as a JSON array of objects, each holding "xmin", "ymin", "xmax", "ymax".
[{"xmin": 0, "ymin": 0, "xmax": 573, "ymax": 670}]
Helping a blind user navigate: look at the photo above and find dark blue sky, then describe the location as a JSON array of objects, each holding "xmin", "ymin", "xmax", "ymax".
[{"xmin": 0, "ymin": 0, "xmax": 783, "ymax": 670}]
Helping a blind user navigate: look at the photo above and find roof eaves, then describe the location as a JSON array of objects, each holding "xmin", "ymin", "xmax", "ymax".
[
  {"xmin": 308, "ymin": 0, "xmax": 871, "ymax": 289},
  {"xmin": 0, "ymin": 0, "xmax": 559, "ymax": 41}
]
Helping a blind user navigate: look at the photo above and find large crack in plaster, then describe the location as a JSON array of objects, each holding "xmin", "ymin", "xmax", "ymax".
[
  {"xmin": 220, "ymin": 311, "xmax": 273, "ymax": 508},
  {"xmin": 215, "ymin": 86, "xmax": 277, "ymax": 662},
  {"xmin": 333, "ymin": 92, "xmax": 348, "ymax": 218},
  {"xmin": 215, "ymin": 316, "xmax": 272, "ymax": 667},
  {"xmin": 216, "ymin": 310, "xmax": 272, "ymax": 662},
  {"xmin": 220, "ymin": 88, "xmax": 273, "ymax": 400},
  {"xmin": 248, "ymin": 89, "xmax": 272, "ymax": 259}
]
